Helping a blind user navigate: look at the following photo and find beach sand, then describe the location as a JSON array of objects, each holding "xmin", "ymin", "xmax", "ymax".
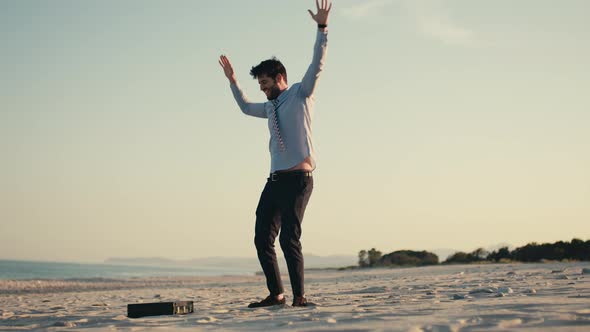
[{"xmin": 1, "ymin": 262, "xmax": 589, "ymax": 331}]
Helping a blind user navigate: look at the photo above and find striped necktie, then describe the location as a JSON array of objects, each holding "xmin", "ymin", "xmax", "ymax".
[{"xmin": 271, "ymin": 99, "xmax": 286, "ymax": 152}]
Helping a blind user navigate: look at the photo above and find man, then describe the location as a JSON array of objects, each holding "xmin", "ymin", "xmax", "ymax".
[{"xmin": 218, "ymin": 0, "xmax": 331, "ymax": 308}]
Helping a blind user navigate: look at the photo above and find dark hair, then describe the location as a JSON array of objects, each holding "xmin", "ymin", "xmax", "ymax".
[{"xmin": 250, "ymin": 57, "xmax": 287, "ymax": 83}]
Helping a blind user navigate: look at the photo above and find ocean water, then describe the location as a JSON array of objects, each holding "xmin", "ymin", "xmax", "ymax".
[{"xmin": 0, "ymin": 260, "xmax": 255, "ymax": 280}]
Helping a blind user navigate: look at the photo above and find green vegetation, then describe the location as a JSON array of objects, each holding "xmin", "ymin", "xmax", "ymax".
[
  {"xmin": 358, "ymin": 248, "xmax": 439, "ymax": 267},
  {"xmin": 357, "ymin": 238, "xmax": 590, "ymax": 269},
  {"xmin": 444, "ymin": 238, "xmax": 590, "ymax": 264}
]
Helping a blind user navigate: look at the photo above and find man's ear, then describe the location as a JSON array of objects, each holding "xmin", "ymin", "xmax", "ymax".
[{"xmin": 276, "ymin": 73, "xmax": 287, "ymax": 85}]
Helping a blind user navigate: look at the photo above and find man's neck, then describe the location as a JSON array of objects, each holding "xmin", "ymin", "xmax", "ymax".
[{"xmin": 273, "ymin": 87, "xmax": 288, "ymax": 100}]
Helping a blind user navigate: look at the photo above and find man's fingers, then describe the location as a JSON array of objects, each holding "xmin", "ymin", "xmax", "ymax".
[
  {"xmin": 221, "ymin": 56, "xmax": 230, "ymax": 67},
  {"xmin": 311, "ymin": 0, "xmax": 333, "ymax": 18},
  {"xmin": 219, "ymin": 55, "xmax": 232, "ymax": 69}
]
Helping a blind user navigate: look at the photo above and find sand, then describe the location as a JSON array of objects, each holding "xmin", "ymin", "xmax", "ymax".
[{"xmin": 1, "ymin": 262, "xmax": 589, "ymax": 331}]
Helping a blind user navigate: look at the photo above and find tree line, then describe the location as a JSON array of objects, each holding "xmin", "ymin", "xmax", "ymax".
[{"xmin": 356, "ymin": 238, "xmax": 590, "ymax": 268}]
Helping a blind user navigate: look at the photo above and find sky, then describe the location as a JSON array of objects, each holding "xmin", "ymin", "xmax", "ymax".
[{"xmin": 1, "ymin": 0, "xmax": 589, "ymax": 263}]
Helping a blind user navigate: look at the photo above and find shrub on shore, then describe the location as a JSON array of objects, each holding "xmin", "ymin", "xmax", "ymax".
[
  {"xmin": 357, "ymin": 249, "xmax": 439, "ymax": 267},
  {"xmin": 357, "ymin": 238, "xmax": 589, "ymax": 268}
]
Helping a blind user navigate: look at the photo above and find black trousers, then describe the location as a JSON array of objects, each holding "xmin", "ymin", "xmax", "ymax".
[{"xmin": 254, "ymin": 171, "xmax": 313, "ymax": 298}]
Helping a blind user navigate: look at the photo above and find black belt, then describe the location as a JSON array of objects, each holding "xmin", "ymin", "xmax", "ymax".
[{"xmin": 268, "ymin": 170, "xmax": 313, "ymax": 182}]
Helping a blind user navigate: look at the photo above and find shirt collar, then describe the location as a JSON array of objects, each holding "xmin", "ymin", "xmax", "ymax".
[{"xmin": 274, "ymin": 87, "xmax": 289, "ymax": 104}]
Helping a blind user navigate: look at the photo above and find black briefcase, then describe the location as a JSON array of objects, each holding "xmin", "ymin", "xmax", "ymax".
[{"xmin": 127, "ymin": 301, "xmax": 194, "ymax": 318}]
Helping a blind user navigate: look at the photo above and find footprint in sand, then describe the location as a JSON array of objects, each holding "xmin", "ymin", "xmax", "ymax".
[
  {"xmin": 524, "ymin": 288, "xmax": 537, "ymax": 294},
  {"xmin": 469, "ymin": 288, "xmax": 496, "ymax": 295},
  {"xmin": 497, "ymin": 318, "xmax": 523, "ymax": 328},
  {"xmin": 211, "ymin": 309, "xmax": 231, "ymax": 314},
  {"xmin": 452, "ymin": 294, "xmax": 471, "ymax": 300},
  {"xmin": 342, "ymin": 286, "xmax": 388, "ymax": 294},
  {"xmin": 197, "ymin": 316, "xmax": 218, "ymax": 323},
  {"xmin": 53, "ymin": 321, "xmax": 76, "ymax": 327},
  {"xmin": 91, "ymin": 303, "xmax": 109, "ymax": 307},
  {"xmin": 1, "ymin": 311, "xmax": 15, "ymax": 318}
]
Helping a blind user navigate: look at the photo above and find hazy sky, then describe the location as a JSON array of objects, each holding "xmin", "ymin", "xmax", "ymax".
[{"xmin": 1, "ymin": 0, "xmax": 589, "ymax": 263}]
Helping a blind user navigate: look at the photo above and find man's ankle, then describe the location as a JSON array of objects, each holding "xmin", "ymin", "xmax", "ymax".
[{"xmin": 276, "ymin": 293, "xmax": 284, "ymax": 301}]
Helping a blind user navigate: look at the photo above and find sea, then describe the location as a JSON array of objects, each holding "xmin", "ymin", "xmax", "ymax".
[{"xmin": 0, "ymin": 260, "xmax": 256, "ymax": 280}]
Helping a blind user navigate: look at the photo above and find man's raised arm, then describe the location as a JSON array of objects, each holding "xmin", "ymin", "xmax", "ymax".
[
  {"xmin": 300, "ymin": 0, "xmax": 332, "ymax": 98},
  {"xmin": 218, "ymin": 55, "xmax": 267, "ymax": 119}
]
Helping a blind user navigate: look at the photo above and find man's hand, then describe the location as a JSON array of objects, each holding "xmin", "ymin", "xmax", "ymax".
[
  {"xmin": 218, "ymin": 55, "xmax": 237, "ymax": 84},
  {"xmin": 308, "ymin": 0, "xmax": 332, "ymax": 26}
]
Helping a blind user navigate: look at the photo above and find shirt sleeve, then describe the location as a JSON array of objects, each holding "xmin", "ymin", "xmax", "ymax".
[
  {"xmin": 299, "ymin": 29, "xmax": 328, "ymax": 98},
  {"xmin": 230, "ymin": 82, "xmax": 267, "ymax": 119}
]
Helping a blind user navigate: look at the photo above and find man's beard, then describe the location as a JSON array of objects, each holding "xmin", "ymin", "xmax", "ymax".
[{"xmin": 266, "ymin": 85, "xmax": 282, "ymax": 100}]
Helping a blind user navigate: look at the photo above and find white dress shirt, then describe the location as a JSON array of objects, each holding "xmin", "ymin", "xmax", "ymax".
[{"xmin": 230, "ymin": 29, "xmax": 328, "ymax": 172}]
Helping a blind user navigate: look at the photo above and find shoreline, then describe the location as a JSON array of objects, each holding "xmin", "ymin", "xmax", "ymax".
[
  {"xmin": 2, "ymin": 261, "xmax": 587, "ymax": 293},
  {"xmin": 2, "ymin": 262, "xmax": 589, "ymax": 331}
]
